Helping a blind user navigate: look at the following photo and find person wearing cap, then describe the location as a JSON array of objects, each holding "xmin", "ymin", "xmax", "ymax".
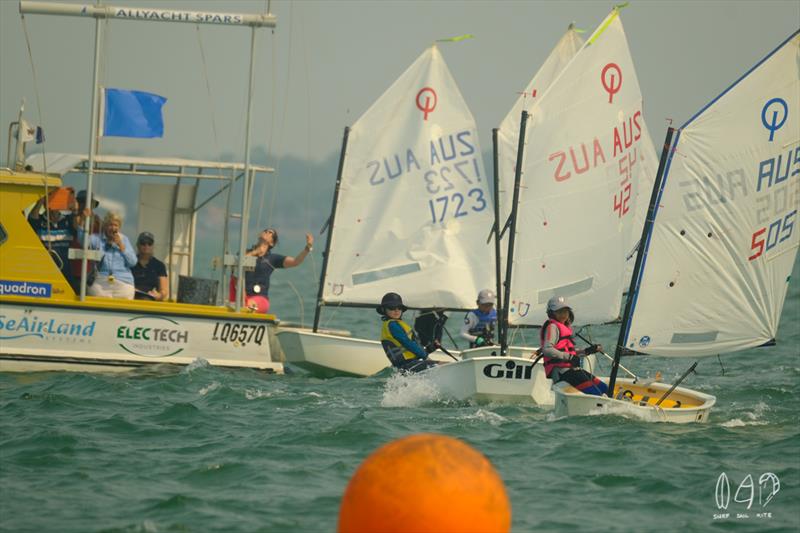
[
  {"xmin": 86, "ymin": 212, "xmax": 138, "ymax": 299},
  {"xmin": 539, "ymin": 295, "xmax": 607, "ymax": 396},
  {"xmin": 132, "ymin": 231, "xmax": 168, "ymax": 301},
  {"xmin": 377, "ymin": 292, "xmax": 440, "ymax": 373},
  {"xmin": 235, "ymin": 228, "xmax": 314, "ymax": 313},
  {"xmin": 460, "ymin": 289, "xmax": 498, "ymax": 348},
  {"xmin": 27, "ymin": 187, "xmax": 78, "ymax": 288}
]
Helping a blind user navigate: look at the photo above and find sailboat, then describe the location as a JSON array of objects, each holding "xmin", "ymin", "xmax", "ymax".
[
  {"xmin": 277, "ymin": 44, "xmax": 495, "ymax": 377},
  {"xmin": 554, "ymin": 30, "xmax": 799, "ymax": 423},
  {"xmin": 426, "ymin": 6, "xmax": 656, "ymax": 405}
]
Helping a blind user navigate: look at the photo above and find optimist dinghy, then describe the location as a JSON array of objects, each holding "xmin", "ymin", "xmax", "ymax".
[{"xmin": 555, "ymin": 30, "xmax": 800, "ymax": 423}]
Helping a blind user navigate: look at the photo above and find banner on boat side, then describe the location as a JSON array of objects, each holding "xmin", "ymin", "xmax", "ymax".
[
  {"xmin": 0, "ymin": 305, "xmax": 271, "ymax": 366},
  {"xmin": 321, "ymin": 45, "xmax": 494, "ymax": 309},
  {"xmin": 625, "ymin": 32, "xmax": 800, "ymax": 358},
  {"xmin": 507, "ymin": 12, "xmax": 657, "ymax": 326},
  {"xmin": 0, "ymin": 280, "xmax": 52, "ymax": 298}
]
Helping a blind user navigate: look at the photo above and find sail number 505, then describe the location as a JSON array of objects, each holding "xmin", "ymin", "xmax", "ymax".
[
  {"xmin": 748, "ymin": 209, "xmax": 796, "ymax": 261},
  {"xmin": 428, "ymin": 188, "xmax": 487, "ymax": 223}
]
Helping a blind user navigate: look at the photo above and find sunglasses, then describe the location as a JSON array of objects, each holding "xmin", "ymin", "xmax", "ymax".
[
  {"xmin": 385, "ymin": 306, "xmax": 403, "ymax": 311},
  {"xmin": 138, "ymin": 241, "xmax": 154, "ymax": 246}
]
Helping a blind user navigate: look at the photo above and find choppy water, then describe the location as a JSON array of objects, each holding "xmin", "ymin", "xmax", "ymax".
[{"xmin": 2, "ymin": 271, "xmax": 799, "ymax": 532}]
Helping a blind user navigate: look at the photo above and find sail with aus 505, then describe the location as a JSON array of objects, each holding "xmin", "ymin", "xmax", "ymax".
[{"xmin": 624, "ymin": 31, "xmax": 800, "ymax": 357}]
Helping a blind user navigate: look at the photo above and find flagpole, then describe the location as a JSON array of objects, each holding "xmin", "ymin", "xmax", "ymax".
[
  {"xmin": 79, "ymin": 11, "xmax": 103, "ymax": 301},
  {"xmin": 235, "ymin": 26, "xmax": 258, "ymax": 312}
]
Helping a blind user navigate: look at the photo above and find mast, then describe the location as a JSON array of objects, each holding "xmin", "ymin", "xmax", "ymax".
[
  {"xmin": 500, "ymin": 110, "xmax": 528, "ymax": 356},
  {"xmin": 79, "ymin": 8, "xmax": 103, "ymax": 301},
  {"xmin": 491, "ymin": 128, "xmax": 503, "ymax": 317},
  {"xmin": 608, "ymin": 127, "xmax": 676, "ymax": 395},
  {"xmin": 313, "ymin": 126, "xmax": 350, "ymax": 332},
  {"xmin": 235, "ymin": 26, "xmax": 259, "ymax": 312}
]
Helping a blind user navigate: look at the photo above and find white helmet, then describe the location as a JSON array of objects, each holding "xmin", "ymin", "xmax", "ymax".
[
  {"xmin": 547, "ymin": 295, "xmax": 570, "ymax": 312},
  {"xmin": 477, "ymin": 289, "xmax": 496, "ymax": 305}
]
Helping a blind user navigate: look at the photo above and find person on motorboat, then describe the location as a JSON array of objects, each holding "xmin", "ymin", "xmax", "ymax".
[
  {"xmin": 27, "ymin": 186, "xmax": 77, "ymax": 289},
  {"xmin": 377, "ymin": 292, "xmax": 440, "ymax": 373},
  {"xmin": 234, "ymin": 228, "xmax": 313, "ymax": 313},
  {"xmin": 85, "ymin": 212, "xmax": 138, "ymax": 299},
  {"xmin": 69, "ymin": 189, "xmax": 102, "ymax": 291},
  {"xmin": 540, "ymin": 296, "xmax": 608, "ymax": 396},
  {"xmin": 132, "ymin": 231, "xmax": 168, "ymax": 301},
  {"xmin": 460, "ymin": 289, "xmax": 498, "ymax": 348}
]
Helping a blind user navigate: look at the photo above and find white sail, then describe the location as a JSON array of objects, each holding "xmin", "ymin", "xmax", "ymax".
[
  {"xmin": 497, "ymin": 25, "xmax": 585, "ymax": 232},
  {"xmin": 624, "ymin": 32, "xmax": 800, "ymax": 357},
  {"xmin": 321, "ymin": 46, "xmax": 494, "ymax": 309},
  {"xmin": 508, "ymin": 11, "xmax": 653, "ymax": 325}
]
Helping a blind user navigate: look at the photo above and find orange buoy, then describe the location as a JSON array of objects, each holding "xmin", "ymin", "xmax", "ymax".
[{"xmin": 338, "ymin": 433, "xmax": 511, "ymax": 533}]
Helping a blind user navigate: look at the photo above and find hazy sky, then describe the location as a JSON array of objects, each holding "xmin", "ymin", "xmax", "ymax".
[{"xmin": 1, "ymin": 0, "xmax": 798, "ymax": 167}]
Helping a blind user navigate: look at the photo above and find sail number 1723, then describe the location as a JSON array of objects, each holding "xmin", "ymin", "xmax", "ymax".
[{"xmin": 428, "ymin": 188, "xmax": 487, "ymax": 223}]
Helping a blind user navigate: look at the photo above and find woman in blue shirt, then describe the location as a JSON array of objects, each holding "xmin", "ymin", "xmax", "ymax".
[{"xmin": 87, "ymin": 212, "xmax": 137, "ymax": 299}]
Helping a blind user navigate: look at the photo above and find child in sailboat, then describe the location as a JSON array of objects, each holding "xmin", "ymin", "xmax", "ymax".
[
  {"xmin": 540, "ymin": 296, "xmax": 607, "ymax": 396},
  {"xmin": 460, "ymin": 288, "xmax": 498, "ymax": 348},
  {"xmin": 377, "ymin": 292, "xmax": 440, "ymax": 373}
]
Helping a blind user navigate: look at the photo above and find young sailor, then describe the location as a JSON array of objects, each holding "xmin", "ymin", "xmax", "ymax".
[
  {"xmin": 377, "ymin": 292, "xmax": 439, "ymax": 373},
  {"xmin": 460, "ymin": 289, "xmax": 498, "ymax": 348},
  {"xmin": 539, "ymin": 296, "xmax": 607, "ymax": 396}
]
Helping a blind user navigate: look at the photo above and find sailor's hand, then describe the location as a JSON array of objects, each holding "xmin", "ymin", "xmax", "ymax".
[
  {"xmin": 147, "ymin": 289, "xmax": 160, "ymax": 300},
  {"xmin": 583, "ymin": 344, "xmax": 601, "ymax": 355},
  {"xmin": 474, "ymin": 336, "xmax": 486, "ymax": 347},
  {"xmin": 305, "ymin": 232, "xmax": 314, "ymax": 249}
]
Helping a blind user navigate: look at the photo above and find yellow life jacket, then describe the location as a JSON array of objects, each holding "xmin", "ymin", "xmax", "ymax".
[{"xmin": 380, "ymin": 318, "xmax": 417, "ymax": 364}]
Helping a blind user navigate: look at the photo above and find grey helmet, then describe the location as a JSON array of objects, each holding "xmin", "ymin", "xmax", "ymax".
[
  {"xmin": 477, "ymin": 289, "xmax": 496, "ymax": 305},
  {"xmin": 547, "ymin": 295, "xmax": 571, "ymax": 313}
]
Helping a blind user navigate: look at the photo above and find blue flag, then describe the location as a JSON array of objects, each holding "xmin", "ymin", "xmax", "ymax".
[{"xmin": 102, "ymin": 88, "xmax": 167, "ymax": 138}]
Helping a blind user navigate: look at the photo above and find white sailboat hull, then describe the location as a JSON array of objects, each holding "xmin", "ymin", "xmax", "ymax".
[
  {"xmin": 552, "ymin": 377, "xmax": 716, "ymax": 423},
  {"xmin": 276, "ymin": 328, "xmax": 456, "ymax": 378},
  {"xmin": 0, "ymin": 300, "xmax": 283, "ymax": 374},
  {"xmin": 425, "ymin": 355, "xmax": 555, "ymax": 405}
]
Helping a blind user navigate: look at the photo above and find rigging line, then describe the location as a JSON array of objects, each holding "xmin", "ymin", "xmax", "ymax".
[
  {"xmin": 267, "ymin": 0, "xmax": 295, "ymax": 230},
  {"xmin": 20, "ymin": 13, "xmax": 55, "ymax": 253},
  {"xmin": 299, "ymin": 2, "xmax": 319, "ymax": 284},
  {"xmin": 194, "ymin": 25, "xmax": 226, "ymax": 180},
  {"xmin": 255, "ymin": 19, "xmax": 278, "ymax": 233},
  {"xmin": 19, "ymin": 15, "xmax": 48, "ymax": 174},
  {"xmin": 284, "ymin": 279, "xmax": 306, "ymax": 328}
]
